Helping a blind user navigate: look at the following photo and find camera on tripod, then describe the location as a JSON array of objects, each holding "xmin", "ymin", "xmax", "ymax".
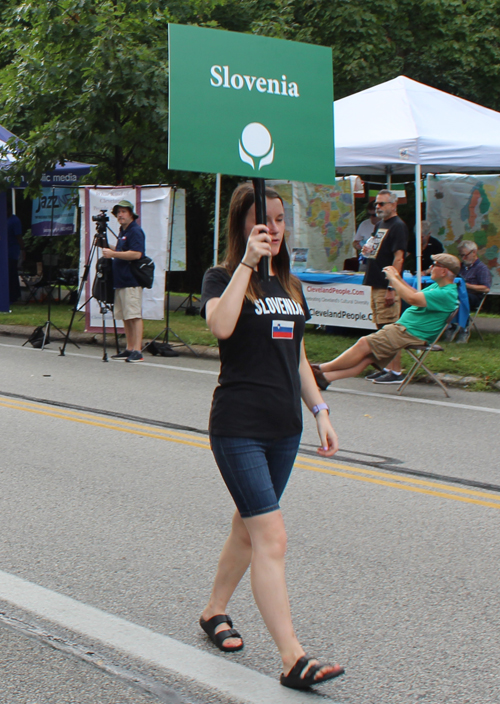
[{"xmin": 92, "ymin": 209, "xmax": 109, "ymax": 248}]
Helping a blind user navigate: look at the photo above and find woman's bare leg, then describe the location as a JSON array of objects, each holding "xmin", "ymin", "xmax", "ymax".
[
  {"xmin": 244, "ymin": 510, "xmax": 336, "ymax": 679},
  {"xmin": 201, "ymin": 510, "xmax": 252, "ymax": 648}
]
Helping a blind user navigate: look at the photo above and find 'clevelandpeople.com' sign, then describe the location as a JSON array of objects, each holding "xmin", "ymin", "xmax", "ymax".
[{"xmin": 168, "ymin": 24, "xmax": 335, "ymax": 184}]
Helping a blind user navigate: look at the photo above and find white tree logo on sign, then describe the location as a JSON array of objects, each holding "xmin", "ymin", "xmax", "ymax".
[{"xmin": 239, "ymin": 122, "xmax": 275, "ymax": 170}]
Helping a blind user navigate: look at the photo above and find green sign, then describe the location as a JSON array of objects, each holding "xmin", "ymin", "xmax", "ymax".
[{"xmin": 168, "ymin": 24, "xmax": 334, "ymax": 184}]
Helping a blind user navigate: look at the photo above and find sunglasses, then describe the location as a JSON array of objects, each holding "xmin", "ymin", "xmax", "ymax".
[{"xmin": 375, "ymin": 201, "xmax": 390, "ymax": 206}]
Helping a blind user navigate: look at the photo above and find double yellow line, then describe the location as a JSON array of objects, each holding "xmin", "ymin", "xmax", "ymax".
[{"xmin": 2, "ymin": 395, "xmax": 499, "ymax": 511}]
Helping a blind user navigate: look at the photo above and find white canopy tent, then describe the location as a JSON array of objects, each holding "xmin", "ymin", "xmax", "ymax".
[{"xmin": 333, "ymin": 75, "xmax": 500, "ymax": 285}]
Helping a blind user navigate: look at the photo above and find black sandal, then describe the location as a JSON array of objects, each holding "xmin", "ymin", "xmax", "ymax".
[
  {"xmin": 310, "ymin": 363, "xmax": 330, "ymax": 390},
  {"xmin": 199, "ymin": 614, "xmax": 244, "ymax": 652},
  {"xmin": 280, "ymin": 655, "xmax": 344, "ymax": 689}
]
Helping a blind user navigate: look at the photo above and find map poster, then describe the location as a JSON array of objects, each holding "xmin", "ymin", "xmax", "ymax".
[
  {"xmin": 269, "ymin": 177, "xmax": 360, "ymax": 273},
  {"xmin": 426, "ymin": 174, "xmax": 500, "ymax": 293}
]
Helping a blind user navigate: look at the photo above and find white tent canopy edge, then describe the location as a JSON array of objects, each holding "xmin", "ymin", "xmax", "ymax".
[{"xmin": 334, "ymin": 75, "xmax": 500, "ymax": 288}]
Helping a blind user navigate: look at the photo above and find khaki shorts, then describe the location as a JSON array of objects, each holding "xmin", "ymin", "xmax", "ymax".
[
  {"xmin": 371, "ymin": 287, "xmax": 401, "ymax": 326},
  {"xmin": 114, "ymin": 287, "xmax": 143, "ymax": 321},
  {"xmin": 366, "ymin": 323, "xmax": 425, "ymax": 369}
]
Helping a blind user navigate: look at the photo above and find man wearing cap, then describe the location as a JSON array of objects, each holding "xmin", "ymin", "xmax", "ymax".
[
  {"xmin": 102, "ymin": 200, "xmax": 145, "ymax": 363},
  {"xmin": 311, "ymin": 253, "xmax": 460, "ymax": 388},
  {"xmin": 361, "ymin": 189, "xmax": 409, "ymax": 384}
]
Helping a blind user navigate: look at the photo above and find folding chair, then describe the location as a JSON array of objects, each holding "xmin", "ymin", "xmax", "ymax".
[
  {"xmin": 397, "ymin": 308, "xmax": 459, "ymax": 398},
  {"xmin": 470, "ymin": 291, "xmax": 489, "ymax": 342},
  {"xmin": 24, "ymin": 255, "xmax": 61, "ymax": 304}
]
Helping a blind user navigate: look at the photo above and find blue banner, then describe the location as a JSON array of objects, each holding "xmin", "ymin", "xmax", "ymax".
[{"xmin": 32, "ymin": 188, "xmax": 76, "ymax": 237}]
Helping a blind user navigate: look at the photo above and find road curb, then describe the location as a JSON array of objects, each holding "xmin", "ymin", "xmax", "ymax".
[{"xmin": 0, "ymin": 324, "xmax": 220, "ymax": 360}]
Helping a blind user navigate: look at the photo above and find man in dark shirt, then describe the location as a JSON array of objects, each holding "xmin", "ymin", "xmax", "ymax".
[
  {"xmin": 455, "ymin": 240, "xmax": 492, "ymax": 342},
  {"xmin": 458, "ymin": 240, "xmax": 491, "ymax": 309},
  {"xmin": 361, "ymin": 189, "xmax": 409, "ymax": 384},
  {"xmin": 102, "ymin": 200, "xmax": 145, "ymax": 363},
  {"xmin": 420, "ymin": 220, "xmax": 444, "ymax": 274}
]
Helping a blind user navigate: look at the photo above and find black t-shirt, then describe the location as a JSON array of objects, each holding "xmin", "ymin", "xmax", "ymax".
[
  {"xmin": 421, "ymin": 236, "xmax": 444, "ymax": 271},
  {"xmin": 363, "ymin": 215, "xmax": 409, "ymax": 288},
  {"xmin": 200, "ymin": 267, "xmax": 310, "ymax": 440}
]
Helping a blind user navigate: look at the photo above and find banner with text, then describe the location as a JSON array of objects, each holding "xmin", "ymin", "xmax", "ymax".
[
  {"xmin": 32, "ymin": 187, "xmax": 76, "ymax": 237},
  {"xmin": 168, "ymin": 24, "xmax": 334, "ymax": 183},
  {"xmin": 302, "ymin": 281, "xmax": 376, "ymax": 329}
]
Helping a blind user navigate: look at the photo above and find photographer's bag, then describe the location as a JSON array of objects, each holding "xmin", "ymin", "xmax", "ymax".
[
  {"xmin": 93, "ymin": 257, "xmax": 115, "ymax": 304},
  {"xmin": 131, "ymin": 256, "xmax": 155, "ymax": 289},
  {"xmin": 28, "ymin": 326, "xmax": 46, "ymax": 348}
]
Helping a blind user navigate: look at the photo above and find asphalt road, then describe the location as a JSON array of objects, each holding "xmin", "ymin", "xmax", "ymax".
[{"xmin": 0, "ymin": 336, "xmax": 499, "ymax": 704}]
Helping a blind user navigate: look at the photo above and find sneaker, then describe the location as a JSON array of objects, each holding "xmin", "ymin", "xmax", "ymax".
[
  {"xmin": 443, "ymin": 323, "xmax": 457, "ymax": 342},
  {"xmin": 372, "ymin": 371, "xmax": 404, "ymax": 384},
  {"xmin": 365, "ymin": 369, "xmax": 385, "ymax": 381},
  {"xmin": 111, "ymin": 349, "xmax": 131, "ymax": 360},
  {"xmin": 126, "ymin": 350, "xmax": 144, "ymax": 363},
  {"xmin": 455, "ymin": 326, "xmax": 470, "ymax": 344}
]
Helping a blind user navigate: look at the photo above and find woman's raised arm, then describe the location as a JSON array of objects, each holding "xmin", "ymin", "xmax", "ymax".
[{"xmin": 206, "ymin": 225, "xmax": 272, "ymax": 339}]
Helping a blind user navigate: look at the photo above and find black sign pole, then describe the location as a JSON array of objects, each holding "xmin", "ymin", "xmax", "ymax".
[{"xmin": 252, "ymin": 178, "xmax": 269, "ymax": 282}]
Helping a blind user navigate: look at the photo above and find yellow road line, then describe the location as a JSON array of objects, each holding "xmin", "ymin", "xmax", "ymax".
[
  {"xmin": 2, "ymin": 396, "xmax": 498, "ymax": 510},
  {"xmin": 296, "ymin": 456, "xmax": 500, "ymax": 503},
  {"xmin": 294, "ymin": 463, "xmax": 500, "ymax": 510},
  {"xmin": 0, "ymin": 397, "xmax": 211, "ymax": 444},
  {"xmin": 0, "ymin": 399, "xmax": 209, "ymax": 450}
]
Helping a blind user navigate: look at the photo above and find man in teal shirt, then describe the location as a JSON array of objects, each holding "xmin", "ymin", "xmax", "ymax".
[{"xmin": 311, "ymin": 253, "xmax": 460, "ymax": 387}]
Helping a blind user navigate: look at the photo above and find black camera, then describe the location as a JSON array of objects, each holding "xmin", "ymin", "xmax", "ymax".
[{"xmin": 92, "ymin": 209, "xmax": 109, "ymax": 247}]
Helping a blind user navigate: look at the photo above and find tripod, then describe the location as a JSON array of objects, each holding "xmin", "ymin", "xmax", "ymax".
[
  {"xmin": 60, "ymin": 215, "xmax": 119, "ymax": 362},
  {"xmin": 23, "ymin": 188, "xmax": 78, "ymax": 351},
  {"xmin": 174, "ymin": 292, "xmax": 200, "ymax": 315},
  {"xmin": 143, "ymin": 187, "xmax": 198, "ymax": 357}
]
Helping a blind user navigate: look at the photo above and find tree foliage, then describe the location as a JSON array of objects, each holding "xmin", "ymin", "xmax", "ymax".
[
  {"xmin": 0, "ymin": 0, "xmax": 227, "ymax": 187},
  {"xmin": 1, "ymin": 0, "xmax": 500, "ymax": 283}
]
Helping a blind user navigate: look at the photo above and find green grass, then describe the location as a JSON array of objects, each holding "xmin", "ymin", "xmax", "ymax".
[
  {"xmin": 305, "ymin": 325, "xmax": 500, "ymax": 389},
  {"xmin": 0, "ymin": 302, "xmax": 218, "ymax": 346},
  {"xmin": 2, "ymin": 302, "xmax": 499, "ymax": 389}
]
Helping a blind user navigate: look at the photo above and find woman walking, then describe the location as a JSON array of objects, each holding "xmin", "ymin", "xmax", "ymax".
[{"xmin": 199, "ymin": 183, "xmax": 344, "ymax": 690}]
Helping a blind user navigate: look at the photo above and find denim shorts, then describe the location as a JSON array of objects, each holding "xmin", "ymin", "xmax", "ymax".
[{"xmin": 210, "ymin": 434, "xmax": 302, "ymax": 518}]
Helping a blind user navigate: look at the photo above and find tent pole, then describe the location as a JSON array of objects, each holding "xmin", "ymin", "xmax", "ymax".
[
  {"xmin": 11, "ymin": 189, "xmax": 15, "ymax": 214},
  {"xmin": 386, "ymin": 166, "xmax": 392, "ymax": 189},
  {"xmin": 415, "ymin": 163, "xmax": 422, "ymax": 291},
  {"xmin": 213, "ymin": 173, "xmax": 221, "ymax": 266}
]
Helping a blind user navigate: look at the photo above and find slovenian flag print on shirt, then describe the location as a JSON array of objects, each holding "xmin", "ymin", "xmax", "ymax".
[{"xmin": 272, "ymin": 320, "xmax": 295, "ymax": 339}]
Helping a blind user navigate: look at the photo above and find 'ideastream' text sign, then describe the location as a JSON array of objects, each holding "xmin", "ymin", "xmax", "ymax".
[{"xmin": 168, "ymin": 24, "xmax": 334, "ymax": 183}]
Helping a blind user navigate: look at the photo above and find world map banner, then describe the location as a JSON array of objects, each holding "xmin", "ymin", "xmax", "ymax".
[
  {"xmin": 268, "ymin": 177, "xmax": 361, "ymax": 273},
  {"xmin": 426, "ymin": 174, "xmax": 500, "ymax": 294}
]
